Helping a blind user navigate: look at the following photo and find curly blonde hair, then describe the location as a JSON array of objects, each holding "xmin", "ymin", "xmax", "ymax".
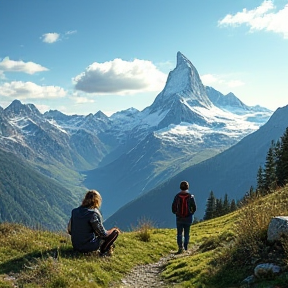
[{"xmin": 81, "ymin": 190, "xmax": 102, "ymax": 209}]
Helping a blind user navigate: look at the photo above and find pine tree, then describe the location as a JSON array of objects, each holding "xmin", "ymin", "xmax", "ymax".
[
  {"xmin": 276, "ymin": 127, "xmax": 288, "ymax": 186},
  {"xmin": 204, "ymin": 191, "xmax": 216, "ymax": 220},
  {"xmin": 256, "ymin": 166, "xmax": 265, "ymax": 195},
  {"xmin": 230, "ymin": 199, "xmax": 237, "ymax": 212},
  {"xmin": 223, "ymin": 193, "xmax": 230, "ymax": 214},
  {"xmin": 263, "ymin": 141, "xmax": 277, "ymax": 192},
  {"xmin": 215, "ymin": 198, "xmax": 223, "ymax": 217}
]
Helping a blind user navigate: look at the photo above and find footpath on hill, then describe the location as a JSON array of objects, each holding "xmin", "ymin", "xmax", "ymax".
[{"xmin": 112, "ymin": 250, "xmax": 194, "ymax": 288}]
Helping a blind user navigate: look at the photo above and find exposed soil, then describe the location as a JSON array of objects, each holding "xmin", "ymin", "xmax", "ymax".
[{"xmin": 113, "ymin": 250, "xmax": 194, "ymax": 288}]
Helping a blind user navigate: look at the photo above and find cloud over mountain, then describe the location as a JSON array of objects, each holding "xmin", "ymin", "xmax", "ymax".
[
  {"xmin": 201, "ymin": 74, "xmax": 245, "ymax": 88},
  {"xmin": 0, "ymin": 81, "xmax": 67, "ymax": 99},
  {"xmin": 73, "ymin": 58, "xmax": 167, "ymax": 94}
]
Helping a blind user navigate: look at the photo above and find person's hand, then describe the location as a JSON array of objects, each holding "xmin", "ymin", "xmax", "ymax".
[
  {"xmin": 113, "ymin": 227, "xmax": 121, "ymax": 233},
  {"xmin": 105, "ymin": 227, "xmax": 120, "ymax": 236}
]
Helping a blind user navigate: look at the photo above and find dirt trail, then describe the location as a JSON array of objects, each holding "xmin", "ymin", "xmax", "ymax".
[{"xmin": 114, "ymin": 250, "xmax": 193, "ymax": 288}]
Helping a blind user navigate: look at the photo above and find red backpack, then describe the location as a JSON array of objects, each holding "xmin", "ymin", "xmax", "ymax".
[{"xmin": 173, "ymin": 193, "xmax": 191, "ymax": 218}]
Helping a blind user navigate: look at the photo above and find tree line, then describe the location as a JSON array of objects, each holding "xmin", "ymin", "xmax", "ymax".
[
  {"xmin": 203, "ymin": 126, "xmax": 288, "ymax": 221},
  {"xmin": 203, "ymin": 191, "xmax": 238, "ymax": 220},
  {"xmin": 256, "ymin": 127, "xmax": 288, "ymax": 195}
]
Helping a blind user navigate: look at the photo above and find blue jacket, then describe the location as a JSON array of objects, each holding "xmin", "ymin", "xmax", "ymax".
[{"xmin": 68, "ymin": 206, "xmax": 107, "ymax": 252}]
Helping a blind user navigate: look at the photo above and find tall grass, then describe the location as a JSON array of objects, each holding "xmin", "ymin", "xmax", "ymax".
[
  {"xmin": 161, "ymin": 185, "xmax": 288, "ymax": 288},
  {"xmin": 205, "ymin": 186, "xmax": 288, "ymax": 287},
  {"xmin": 133, "ymin": 217, "xmax": 155, "ymax": 242}
]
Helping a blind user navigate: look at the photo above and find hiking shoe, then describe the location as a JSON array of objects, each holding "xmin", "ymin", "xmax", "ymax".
[
  {"xmin": 100, "ymin": 244, "xmax": 115, "ymax": 257},
  {"xmin": 176, "ymin": 247, "xmax": 184, "ymax": 254}
]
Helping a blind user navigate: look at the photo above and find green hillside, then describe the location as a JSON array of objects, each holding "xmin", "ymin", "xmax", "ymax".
[
  {"xmin": 1, "ymin": 185, "xmax": 288, "ymax": 288},
  {"xmin": 0, "ymin": 148, "xmax": 79, "ymax": 230}
]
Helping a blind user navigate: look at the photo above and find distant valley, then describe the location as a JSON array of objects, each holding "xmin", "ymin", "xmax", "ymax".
[{"xmin": 0, "ymin": 52, "xmax": 275, "ymax": 230}]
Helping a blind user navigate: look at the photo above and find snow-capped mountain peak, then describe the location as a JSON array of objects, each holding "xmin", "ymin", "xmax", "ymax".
[
  {"xmin": 162, "ymin": 51, "xmax": 212, "ymax": 107},
  {"xmin": 147, "ymin": 52, "xmax": 212, "ymax": 120},
  {"xmin": 4, "ymin": 99, "xmax": 42, "ymax": 119}
]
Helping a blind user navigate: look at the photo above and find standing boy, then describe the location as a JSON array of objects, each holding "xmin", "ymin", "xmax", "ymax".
[{"xmin": 172, "ymin": 181, "xmax": 196, "ymax": 253}]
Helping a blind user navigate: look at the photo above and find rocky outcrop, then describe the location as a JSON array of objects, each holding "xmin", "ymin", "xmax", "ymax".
[
  {"xmin": 267, "ymin": 216, "xmax": 288, "ymax": 242},
  {"xmin": 242, "ymin": 216, "xmax": 288, "ymax": 286}
]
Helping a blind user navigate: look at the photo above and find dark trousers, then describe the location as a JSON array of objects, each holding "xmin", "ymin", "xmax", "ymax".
[
  {"xmin": 176, "ymin": 222, "xmax": 191, "ymax": 250},
  {"xmin": 100, "ymin": 229, "xmax": 119, "ymax": 254}
]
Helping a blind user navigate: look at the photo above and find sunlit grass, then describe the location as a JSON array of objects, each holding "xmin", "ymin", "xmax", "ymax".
[
  {"xmin": 161, "ymin": 185, "xmax": 288, "ymax": 288},
  {"xmin": 1, "ymin": 185, "xmax": 288, "ymax": 287},
  {"xmin": 0, "ymin": 223, "xmax": 175, "ymax": 287}
]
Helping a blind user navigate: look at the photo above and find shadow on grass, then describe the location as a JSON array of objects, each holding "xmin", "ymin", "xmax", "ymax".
[{"xmin": 0, "ymin": 246, "xmax": 91, "ymax": 275}]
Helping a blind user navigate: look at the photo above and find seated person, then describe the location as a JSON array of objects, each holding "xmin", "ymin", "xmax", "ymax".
[{"xmin": 68, "ymin": 190, "xmax": 119, "ymax": 255}]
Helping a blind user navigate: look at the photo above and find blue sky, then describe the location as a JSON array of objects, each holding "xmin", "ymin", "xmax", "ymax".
[{"xmin": 0, "ymin": 0, "xmax": 287, "ymax": 116}]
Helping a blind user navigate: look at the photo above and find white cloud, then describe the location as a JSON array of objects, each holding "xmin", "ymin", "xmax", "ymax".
[
  {"xmin": 200, "ymin": 74, "xmax": 219, "ymax": 85},
  {"xmin": 73, "ymin": 96, "xmax": 95, "ymax": 104},
  {"xmin": 0, "ymin": 70, "xmax": 5, "ymax": 79},
  {"xmin": 41, "ymin": 33, "xmax": 60, "ymax": 43},
  {"xmin": 0, "ymin": 81, "xmax": 67, "ymax": 99},
  {"xmin": 201, "ymin": 74, "xmax": 244, "ymax": 88},
  {"xmin": 73, "ymin": 58, "xmax": 167, "ymax": 94},
  {"xmin": 0, "ymin": 57, "xmax": 48, "ymax": 74},
  {"xmin": 219, "ymin": 0, "xmax": 288, "ymax": 39},
  {"xmin": 227, "ymin": 80, "xmax": 245, "ymax": 88},
  {"xmin": 65, "ymin": 30, "xmax": 77, "ymax": 35},
  {"xmin": 34, "ymin": 104, "xmax": 50, "ymax": 113}
]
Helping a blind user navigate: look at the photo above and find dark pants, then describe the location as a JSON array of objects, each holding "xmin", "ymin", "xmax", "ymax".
[
  {"xmin": 100, "ymin": 229, "xmax": 119, "ymax": 254},
  {"xmin": 74, "ymin": 238, "xmax": 101, "ymax": 253},
  {"xmin": 177, "ymin": 222, "xmax": 191, "ymax": 250}
]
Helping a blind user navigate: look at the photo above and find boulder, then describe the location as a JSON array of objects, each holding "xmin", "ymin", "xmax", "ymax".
[
  {"xmin": 267, "ymin": 216, "xmax": 288, "ymax": 242},
  {"xmin": 254, "ymin": 263, "xmax": 281, "ymax": 279}
]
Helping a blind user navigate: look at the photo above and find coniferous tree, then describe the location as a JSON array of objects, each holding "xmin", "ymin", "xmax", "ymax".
[
  {"xmin": 263, "ymin": 141, "xmax": 277, "ymax": 192},
  {"xmin": 276, "ymin": 127, "xmax": 288, "ymax": 186},
  {"xmin": 204, "ymin": 191, "xmax": 216, "ymax": 220},
  {"xmin": 230, "ymin": 199, "xmax": 237, "ymax": 212},
  {"xmin": 256, "ymin": 165, "xmax": 265, "ymax": 195},
  {"xmin": 248, "ymin": 186, "xmax": 256, "ymax": 199},
  {"xmin": 223, "ymin": 193, "xmax": 230, "ymax": 214},
  {"xmin": 215, "ymin": 198, "xmax": 223, "ymax": 217}
]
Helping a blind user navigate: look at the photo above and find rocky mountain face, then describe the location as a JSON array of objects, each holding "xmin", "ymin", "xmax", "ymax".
[
  {"xmin": 0, "ymin": 52, "xmax": 273, "ymax": 227},
  {"xmin": 83, "ymin": 52, "xmax": 272, "ymax": 218},
  {"xmin": 105, "ymin": 104, "xmax": 288, "ymax": 230},
  {"xmin": 206, "ymin": 86, "xmax": 271, "ymax": 117}
]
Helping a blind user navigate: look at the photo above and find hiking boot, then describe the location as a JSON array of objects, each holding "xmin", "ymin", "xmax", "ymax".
[
  {"xmin": 99, "ymin": 244, "xmax": 115, "ymax": 257},
  {"xmin": 176, "ymin": 247, "xmax": 184, "ymax": 254}
]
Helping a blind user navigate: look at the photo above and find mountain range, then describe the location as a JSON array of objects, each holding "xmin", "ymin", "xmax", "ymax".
[
  {"xmin": 0, "ymin": 51, "xmax": 274, "ymax": 230},
  {"xmin": 83, "ymin": 52, "xmax": 271, "ymax": 218},
  {"xmin": 105, "ymin": 104, "xmax": 288, "ymax": 230}
]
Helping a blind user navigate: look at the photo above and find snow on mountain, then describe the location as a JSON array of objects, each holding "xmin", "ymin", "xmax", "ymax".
[
  {"xmin": 104, "ymin": 105, "xmax": 288, "ymax": 230},
  {"xmin": 206, "ymin": 86, "xmax": 272, "ymax": 124},
  {"xmin": 149, "ymin": 52, "xmax": 212, "ymax": 113},
  {"xmin": 83, "ymin": 52, "xmax": 273, "ymax": 218},
  {"xmin": 1, "ymin": 100, "xmax": 109, "ymax": 172},
  {"xmin": 0, "ymin": 52, "xmax": 276, "ymax": 226}
]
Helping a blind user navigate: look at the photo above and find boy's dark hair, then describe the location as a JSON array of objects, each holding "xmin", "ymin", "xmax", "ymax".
[{"xmin": 180, "ymin": 181, "xmax": 189, "ymax": 191}]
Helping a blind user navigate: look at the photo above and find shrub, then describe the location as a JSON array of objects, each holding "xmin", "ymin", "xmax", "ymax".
[{"xmin": 134, "ymin": 218, "xmax": 154, "ymax": 242}]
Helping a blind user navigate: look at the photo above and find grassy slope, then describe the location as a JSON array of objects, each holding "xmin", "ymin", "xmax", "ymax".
[{"xmin": 1, "ymin": 185, "xmax": 288, "ymax": 288}]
